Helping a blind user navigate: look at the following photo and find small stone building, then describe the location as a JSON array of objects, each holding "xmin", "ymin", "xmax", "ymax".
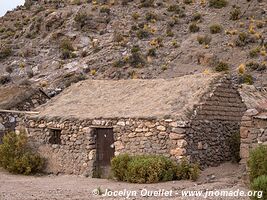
[
  {"xmin": 19, "ymin": 74, "xmax": 247, "ymax": 177},
  {"xmin": 239, "ymin": 85, "xmax": 267, "ymax": 167},
  {"xmin": 0, "ymin": 85, "xmax": 49, "ymax": 143}
]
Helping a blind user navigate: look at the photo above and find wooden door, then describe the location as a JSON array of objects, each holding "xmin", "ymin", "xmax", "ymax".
[{"xmin": 95, "ymin": 128, "xmax": 115, "ymax": 178}]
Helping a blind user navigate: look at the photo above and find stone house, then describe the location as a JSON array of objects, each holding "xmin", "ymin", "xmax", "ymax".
[
  {"xmin": 19, "ymin": 74, "xmax": 247, "ymax": 177},
  {"xmin": 0, "ymin": 85, "xmax": 49, "ymax": 143},
  {"xmin": 238, "ymin": 85, "xmax": 267, "ymax": 168}
]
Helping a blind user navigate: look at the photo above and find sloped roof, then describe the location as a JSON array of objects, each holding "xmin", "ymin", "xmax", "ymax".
[
  {"xmin": 35, "ymin": 73, "xmax": 220, "ymax": 120},
  {"xmin": 0, "ymin": 85, "xmax": 38, "ymax": 110},
  {"xmin": 239, "ymin": 85, "xmax": 267, "ymax": 110}
]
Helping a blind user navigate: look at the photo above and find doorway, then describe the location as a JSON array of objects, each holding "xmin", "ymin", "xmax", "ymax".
[{"xmin": 94, "ymin": 128, "xmax": 115, "ymax": 178}]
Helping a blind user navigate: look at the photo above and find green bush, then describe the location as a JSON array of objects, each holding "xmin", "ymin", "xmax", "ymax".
[
  {"xmin": 111, "ymin": 154, "xmax": 200, "ymax": 183},
  {"xmin": 176, "ymin": 158, "xmax": 200, "ymax": 181},
  {"xmin": 126, "ymin": 155, "xmax": 177, "ymax": 183},
  {"xmin": 209, "ymin": 0, "xmax": 228, "ymax": 8},
  {"xmin": 111, "ymin": 154, "xmax": 132, "ymax": 181},
  {"xmin": 248, "ymin": 145, "xmax": 267, "ymax": 181},
  {"xmin": 250, "ymin": 175, "xmax": 267, "ymax": 200},
  {"xmin": 0, "ymin": 132, "xmax": 44, "ymax": 175},
  {"xmin": 210, "ymin": 24, "xmax": 222, "ymax": 34},
  {"xmin": 215, "ymin": 62, "xmax": 229, "ymax": 72}
]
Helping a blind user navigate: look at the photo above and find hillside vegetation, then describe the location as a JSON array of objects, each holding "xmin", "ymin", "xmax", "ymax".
[{"xmin": 0, "ymin": 0, "xmax": 266, "ymax": 94}]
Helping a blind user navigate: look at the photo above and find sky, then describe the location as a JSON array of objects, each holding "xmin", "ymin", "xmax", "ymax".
[{"xmin": 0, "ymin": 0, "xmax": 25, "ymax": 17}]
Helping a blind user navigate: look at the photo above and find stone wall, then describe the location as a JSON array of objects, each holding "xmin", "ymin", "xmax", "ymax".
[
  {"xmin": 186, "ymin": 77, "xmax": 247, "ymax": 167},
  {"xmin": 240, "ymin": 109, "xmax": 267, "ymax": 165},
  {"xmin": 19, "ymin": 117, "xmax": 189, "ymax": 176},
  {"xmin": 0, "ymin": 91, "xmax": 49, "ymax": 143}
]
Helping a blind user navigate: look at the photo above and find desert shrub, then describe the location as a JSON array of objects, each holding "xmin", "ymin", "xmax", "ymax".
[
  {"xmin": 246, "ymin": 62, "xmax": 266, "ymax": 71},
  {"xmin": 248, "ymin": 145, "xmax": 267, "ymax": 181},
  {"xmin": 132, "ymin": 12, "xmax": 140, "ymax": 20},
  {"xmin": 113, "ymin": 59, "xmax": 126, "ymax": 68},
  {"xmin": 167, "ymin": 5, "xmax": 185, "ymax": 17},
  {"xmin": 139, "ymin": 0, "xmax": 154, "ymax": 8},
  {"xmin": 60, "ymin": 39, "xmax": 75, "ymax": 59},
  {"xmin": 249, "ymin": 47, "xmax": 261, "ymax": 58},
  {"xmin": 235, "ymin": 32, "xmax": 253, "ymax": 47},
  {"xmin": 125, "ymin": 155, "xmax": 177, "ymax": 183},
  {"xmin": 121, "ymin": 0, "xmax": 134, "ymax": 5},
  {"xmin": 210, "ymin": 24, "xmax": 222, "ymax": 34},
  {"xmin": 229, "ymin": 132, "xmax": 241, "ymax": 162},
  {"xmin": 166, "ymin": 27, "xmax": 174, "ymax": 37},
  {"xmin": 74, "ymin": 11, "xmax": 93, "ymax": 29},
  {"xmin": 136, "ymin": 29, "xmax": 150, "ymax": 39},
  {"xmin": 176, "ymin": 158, "xmax": 200, "ymax": 181},
  {"xmin": 111, "ymin": 154, "xmax": 132, "ymax": 181},
  {"xmin": 0, "ymin": 75, "xmax": 11, "ymax": 85},
  {"xmin": 184, "ymin": 0, "xmax": 193, "ymax": 4},
  {"xmin": 147, "ymin": 48, "xmax": 157, "ymax": 57},
  {"xmin": 111, "ymin": 154, "xmax": 200, "ymax": 183},
  {"xmin": 128, "ymin": 51, "xmax": 146, "ymax": 68},
  {"xmin": 113, "ymin": 32, "xmax": 124, "ymax": 43},
  {"xmin": 189, "ymin": 23, "xmax": 200, "ymax": 33},
  {"xmin": 197, "ymin": 35, "xmax": 212, "ymax": 45},
  {"xmin": 192, "ymin": 13, "xmax": 202, "ymax": 22},
  {"xmin": 145, "ymin": 12, "xmax": 157, "ymax": 22},
  {"xmin": 215, "ymin": 62, "xmax": 229, "ymax": 72},
  {"xmin": 230, "ymin": 7, "xmax": 241, "ymax": 20},
  {"xmin": 209, "ymin": 0, "xmax": 228, "ymax": 8},
  {"xmin": 0, "ymin": 132, "xmax": 44, "ymax": 175},
  {"xmin": 100, "ymin": 6, "xmax": 111, "ymax": 14},
  {"xmin": 0, "ymin": 45, "xmax": 12, "ymax": 60},
  {"xmin": 250, "ymin": 175, "xmax": 267, "ymax": 200},
  {"xmin": 128, "ymin": 157, "xmax": 176, "ymax": 183},
  {"xmin": 243, "ymin": 74, "xmax": 254, "ymax": 85}
]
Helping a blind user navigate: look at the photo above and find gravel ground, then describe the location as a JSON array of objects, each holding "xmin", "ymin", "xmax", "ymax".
[{"xmin": 0, "ymin": 163, "xmax": 254, "ymax": 200}]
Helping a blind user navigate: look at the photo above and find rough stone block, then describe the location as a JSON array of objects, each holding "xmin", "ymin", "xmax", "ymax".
[{"xmin": 169, "ymin": 132, "xmax": 184, "ymax": 140}]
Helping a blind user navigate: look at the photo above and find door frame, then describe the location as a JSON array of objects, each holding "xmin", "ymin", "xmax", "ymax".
[{"xmin": 93, "ymin": 127, "xmax": 115, "ymax": 178}]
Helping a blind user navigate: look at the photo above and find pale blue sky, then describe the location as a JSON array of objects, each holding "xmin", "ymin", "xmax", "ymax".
[{"xmin": 0, "ymin": 0, "xmax": 25, "ymax": 17}]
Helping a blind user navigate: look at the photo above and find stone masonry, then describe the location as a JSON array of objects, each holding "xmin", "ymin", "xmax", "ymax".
[
  {"xmin": 0, "ymin": 89, "xmax": 49, "ymax": 143},
  {"xmin": 18, "ymin": 75, "xmax": 247, "ymax": 176},
  {"xmin": 240, "ymin": 109, "xmax": 267, "ymax": 166},
  {"xmin": 20, "ymin": 117, "xmax": 189, "ymax": 176}
]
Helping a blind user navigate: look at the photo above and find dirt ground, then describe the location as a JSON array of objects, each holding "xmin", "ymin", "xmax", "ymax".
[{"xmin": 0, "ymin": 162, "xmax": 256, "ymax": 200}]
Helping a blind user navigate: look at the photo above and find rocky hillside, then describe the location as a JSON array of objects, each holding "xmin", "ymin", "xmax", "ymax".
[{"xmin": 0, "ymin": 0, "xmax": 266, "ymax": 95}]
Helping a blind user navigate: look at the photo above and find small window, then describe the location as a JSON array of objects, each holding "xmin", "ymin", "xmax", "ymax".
[{"xmin": 48, "ymin": 129, "xmax": 61, "ymax": 144}]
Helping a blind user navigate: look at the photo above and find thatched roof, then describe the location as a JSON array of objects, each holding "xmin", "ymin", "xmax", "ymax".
[
  {"xmin": 239, "ymin": 85, "xmax": 267, "ymax": 110},
  {"xmin": 36, "ymin": 74, "xmax": 220, "ymax": 120},
  {"xmin": 0, "ymin": 85, "xmax": 38, "ymax": 110}
]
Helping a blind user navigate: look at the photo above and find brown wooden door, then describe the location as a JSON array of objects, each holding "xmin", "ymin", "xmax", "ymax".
[{"xmin": 95, "ymin": 128, "xmax": 115, "ymax": 178}]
